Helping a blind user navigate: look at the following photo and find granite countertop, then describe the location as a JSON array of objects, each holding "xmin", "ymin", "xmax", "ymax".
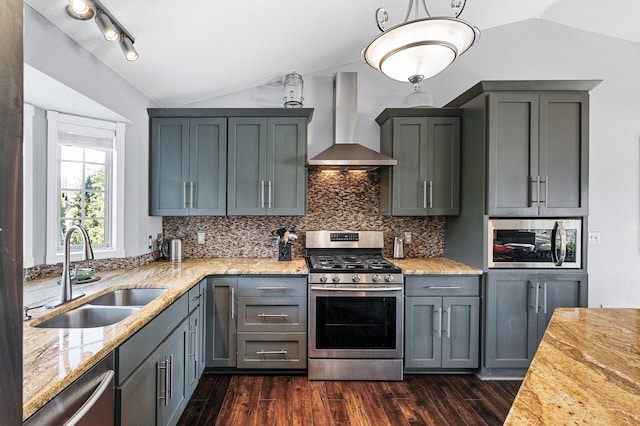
[
  {"xmin": 22, "ymin": 256, "xmax": 477, "ymax": 420},
  {"xmin": 505, "ymin": 308, "xmax": 640, "ymax": 425},
  {"xmin": 392, "ymin": 257, "xmax": 482, "ymax": 275}
]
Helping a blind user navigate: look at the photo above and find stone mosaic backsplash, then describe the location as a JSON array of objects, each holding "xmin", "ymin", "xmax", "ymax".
[{"xmin": 163, "ymin": 169, "xmax": 445, "ymax": 259}]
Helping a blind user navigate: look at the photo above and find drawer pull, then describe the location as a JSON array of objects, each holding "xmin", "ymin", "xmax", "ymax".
[
  {"xmin": 424, "ymin": 286, "xmax": 462, "ymax": 289},
  {"xmin": 257, "ymin": 313, "xmax": 289, "ymax": 318},
  {"xmin": 256, "ymin": 349, "xmax": 288, "ymax": 355},
  {"xmin": 190, "ymin": 294, "xmax": 201, "ymax": 301},
  {"xmin": 255, "ymin": 286, "xmax": 289, "ymax": 291}
]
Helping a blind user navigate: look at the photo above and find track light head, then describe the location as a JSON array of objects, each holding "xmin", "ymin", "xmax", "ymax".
[
  {"xmin": 95, "ymin": 10, "xmax": 119, "ymax": 41},
  {"xmin": 119, "ymin": 36, "xmax": 139, "ymax": 61},
  {"xmin": 65, "ymin": 0, "xmax": 95, "ymax": 20}
]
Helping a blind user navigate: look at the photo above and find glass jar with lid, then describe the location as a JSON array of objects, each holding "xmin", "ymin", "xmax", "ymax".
[{"xmin": 283, "ymin": 72, "xmax": 304, "ymax": 108}]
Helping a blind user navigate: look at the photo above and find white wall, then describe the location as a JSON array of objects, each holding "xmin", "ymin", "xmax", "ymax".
[
  {"xmin": 23, "ymin": 5, "xmax": 162, "ymax": 258},
  {"xmin": 187, "ymin": 19, "xmax": 640, "ymax": 308}
]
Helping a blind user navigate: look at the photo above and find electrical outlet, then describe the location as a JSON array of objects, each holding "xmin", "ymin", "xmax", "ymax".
[
  {"xmin": 197, "ymin": 232, "xmax": 205, "ymax": 245},
  {"xmin": 148, "ymin": 235, "xmax": 153, "ymax": 250},
  {"xmin": 588, "ymin": 231, "xmax": 600, "ymax": 244},
  {"xmin": 404, "ymin": 232, "xmax": 412, "ymax": 244},
  {"xmin": 600, "ymin": 304, "xmax": 610, "ymax": 308}
]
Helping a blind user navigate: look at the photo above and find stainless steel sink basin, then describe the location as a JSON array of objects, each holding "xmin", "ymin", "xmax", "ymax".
[
  {"xmin": 88, "ymin": 288, "xmax": 167, "ymax": 307},
  {"xmin": 35, "ymin": 305, "xmax": 139, "ymax": 329}
]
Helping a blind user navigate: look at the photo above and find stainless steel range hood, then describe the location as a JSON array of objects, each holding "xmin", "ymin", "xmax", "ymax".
[{"xmin": 308, "ymin": 72, "xmax": 397, "ymax": 170}]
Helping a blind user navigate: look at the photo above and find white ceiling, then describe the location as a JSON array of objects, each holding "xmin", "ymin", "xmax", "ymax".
[{"xmin": 24, "ymin": 0, "xmax": 640, "ymax": 107}]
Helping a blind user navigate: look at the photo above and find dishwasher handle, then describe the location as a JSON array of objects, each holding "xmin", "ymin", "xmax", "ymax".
[{"xmin": 63, "ymin": 370, "xmax": 114, "ymax": 426}]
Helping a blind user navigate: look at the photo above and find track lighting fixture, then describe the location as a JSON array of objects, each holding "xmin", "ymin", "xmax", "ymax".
[{"xmin": 65, "ymin": 0, "xmax": 139, "ymax": 61}]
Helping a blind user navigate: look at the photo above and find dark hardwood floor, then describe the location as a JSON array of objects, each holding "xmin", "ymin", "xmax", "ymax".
[{"xmin": 178, "ymin": 374, "xmax": 521, "ymax": 425}]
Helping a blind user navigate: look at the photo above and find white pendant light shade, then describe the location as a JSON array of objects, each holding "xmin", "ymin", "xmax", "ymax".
[{"xmin": 364, "ymin": 17, "xmax": 478, "ymax": 82}]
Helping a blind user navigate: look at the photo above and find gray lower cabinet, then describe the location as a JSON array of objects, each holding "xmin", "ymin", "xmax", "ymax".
[
  {"xmin": 484, "ymin": 271, "xmax": 588, "ymax": 369},
  {"xmin": 206, "ymin": 276, "xmax": 307, "ymax": 369},
  {"xmin": 149, "ymin": 117, "xmax": 227, "ymax": 216},
  {"xmin": 487, "ymin": 92, "xmax": 589, "ymax": 216},
  {"xmin": 185, "ymin": 281, "xmax": 205, "ymax": 401},
  {"xmin": 236, "ymin": 277, "xmax": 307, "ymax": 369},
  {"xmin": 116, "ymin": 290, "xmax": 193, "ymax": 426},
  {"xmin": 376, "ymin": 109, "xmax": 462, "ymax": 216},
  {"xmin": 404, "ymin": 276, "xmax": 480, "ymax": 370},
  {"xmin": 227, "ymin": 117, "xmax": 307, "ymax": 216},
  {"xmin": 205, "ymin": 277, "xmax": 237, "ymax": 368}
]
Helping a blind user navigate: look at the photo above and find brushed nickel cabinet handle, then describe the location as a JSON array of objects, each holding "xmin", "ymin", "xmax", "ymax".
[
  {"xmin": 268, "ymin": 180, "xmax": 272, "ymax": 209},
  {"xmin": 256, "ymin": 350, "xmax": 287, "ymax": 355},
  {"xmin": 257, "ymin": 313, "xmax": 289, "ymax": 318},
  {"xmin": 423, "ymin": 181, "xmax": 428, "ymax": 209},
  {"xmin": 428, "ymin": 180, "xmax": 433, "ymax": 209}
]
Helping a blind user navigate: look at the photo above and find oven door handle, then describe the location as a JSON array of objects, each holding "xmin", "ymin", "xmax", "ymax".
[{"xmin": 310, "ymin": 286, "xmax": 403, "ymax": 292}]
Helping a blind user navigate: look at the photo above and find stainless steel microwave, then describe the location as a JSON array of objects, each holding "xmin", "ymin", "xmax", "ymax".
[{"xmin": 488, "ymin": 218, "xmax": 582, "ymax": 269}]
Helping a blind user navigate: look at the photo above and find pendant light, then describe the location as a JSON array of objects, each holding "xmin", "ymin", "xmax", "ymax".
[{"xmin": 362, "ymin": 0, "xmax": 479, "ymax": 84}]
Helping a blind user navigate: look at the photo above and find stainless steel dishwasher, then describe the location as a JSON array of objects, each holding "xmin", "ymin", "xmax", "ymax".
[{"xmin": 24, "ymin": 353, "xmax": 114, "ymax": 426}]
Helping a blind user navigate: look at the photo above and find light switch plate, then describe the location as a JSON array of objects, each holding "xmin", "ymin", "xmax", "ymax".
[{"xmin": 588, "ymin": 231, "xmax": 600, "ymax": 244}]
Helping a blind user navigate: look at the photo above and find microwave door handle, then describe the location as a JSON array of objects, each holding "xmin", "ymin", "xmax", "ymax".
[{"xmin": 551, "ymin": 221, "xmax": 567, "ymax": 266}]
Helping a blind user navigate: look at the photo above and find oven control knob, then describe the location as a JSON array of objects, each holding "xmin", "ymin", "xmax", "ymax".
[
  {"xmin": 384, "ymin": 274, "xmax": 395, "ymax": 283},
  {"xmin": 319, "ymin": 275, "xmax": 328, "ymax": 283},
  {"xmin": 332, "ymin": 275, "xmax": 341, "ymax": 283},
  {"xmin": 352, "ymin": 275, "xmax": 361, "ymax": 283},
  {"xmin": 372, "ymin": 274, "xmax": 381, "ymax": 283}
]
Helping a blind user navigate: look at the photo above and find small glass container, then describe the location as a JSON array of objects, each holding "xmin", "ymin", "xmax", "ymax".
[{"xmin": 283, "ymin": 72, "xmax": 304, "ymax": 108}]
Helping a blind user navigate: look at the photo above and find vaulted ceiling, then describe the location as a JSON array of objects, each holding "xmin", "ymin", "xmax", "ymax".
[{"xmin": 25, "ymin": 0, "xmax": 640, "ymax": 107}]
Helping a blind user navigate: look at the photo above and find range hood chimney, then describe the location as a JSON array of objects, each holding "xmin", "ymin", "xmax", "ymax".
[{"xmin": 308, "ymin": 72, "xmax": 397, "ymax": 170}]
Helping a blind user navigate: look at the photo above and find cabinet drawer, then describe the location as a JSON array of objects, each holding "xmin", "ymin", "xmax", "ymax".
[
  {"xmin": 188, "ymin": 282, "xmax": 202, "ymax": 313},
  {"xmin": 237, "ymin": 297, "xmax": 306, "ymax": 332},
  {"xmin": 237, "ymin": 332, "xmax": 307, "ymax": 369},
  {"xmin": 237, "ymin": 277, "xmax": 307, "ymax": 297},
  {"xmin": 405, "ymin": 276, "xmax": 480, "ymax": 296}
]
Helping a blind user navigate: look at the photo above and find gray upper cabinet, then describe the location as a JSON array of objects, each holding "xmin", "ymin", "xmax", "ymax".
[
  {"xmin": 227, "ymin": 117, "xmax": 307, "ymax": 215},
  {"xmin": 377, "ymin": 109, "xmax": 462, "ymax": 216},
  {"xmin": 487, "ymin": 92, "xmax": 589, "ymax": 216},
  {"xmin": 149, "ymin": 117, "xmax": 227, "ymax": 216}
]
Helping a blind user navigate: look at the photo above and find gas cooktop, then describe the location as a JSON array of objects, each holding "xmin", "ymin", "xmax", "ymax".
[{"xmin": 307, "ymin": 254, "xmax": 398, "ymax": 272}]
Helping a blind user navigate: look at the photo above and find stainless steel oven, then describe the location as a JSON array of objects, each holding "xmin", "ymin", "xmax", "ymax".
[
  {"xmin": 488, "ymin": 218, "xmax": 582, "ymax": 269},
  {"xmin": 306, "ymin": 231, "xmax": 404, "ymax": 381}
]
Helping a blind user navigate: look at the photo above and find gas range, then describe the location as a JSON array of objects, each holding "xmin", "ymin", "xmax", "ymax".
[{"xmin": 305, "ymin": 231, "xmax": 403, "ymax": 284}]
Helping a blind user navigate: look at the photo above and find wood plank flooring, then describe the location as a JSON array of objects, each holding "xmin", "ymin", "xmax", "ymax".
[{"xmin": 178, "ymin": 374, "xmax": 521, "ymax": 425}]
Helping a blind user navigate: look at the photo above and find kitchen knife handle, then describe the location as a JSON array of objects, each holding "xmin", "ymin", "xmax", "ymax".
[
  {"xmin": 423, "ymin": 181, "xmax": 428, "ymax": 209},
  {"xmin": 260, "ymin": 181, "xmax": 265, "ymax": 208},
  {"xmin": 428, "ymin": 180, "xmax": 433, "ymax": 209},
  {"xmin": 268, "ymin": 180, "xmax": 272, "ymax": 209}
]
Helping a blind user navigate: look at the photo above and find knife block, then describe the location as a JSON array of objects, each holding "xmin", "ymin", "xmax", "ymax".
[{"xmin": 278, "ymin": 242, "xmax": 292, "ymax": 261}]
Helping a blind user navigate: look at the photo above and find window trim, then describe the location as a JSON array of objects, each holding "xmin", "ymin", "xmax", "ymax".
[
  {"xmin": 23, "ymin": 104, "xmax": 35, "ymax": 268},
  {"xmin": 46, "ymin": 111, "xmax": 125, "ymax": 264}
]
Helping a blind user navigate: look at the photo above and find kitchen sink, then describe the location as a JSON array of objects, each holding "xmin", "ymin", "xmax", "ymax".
[
  {"xmin": 88, "ymin": 288, "xmax": 167, "ymax": 307},
  {"xmin": 34, "ymin": 305, "xmax": 139, "ymax": 329}
]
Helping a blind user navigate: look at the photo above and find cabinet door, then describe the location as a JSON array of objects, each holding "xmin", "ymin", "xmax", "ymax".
[
  {"xmin": 266, "ymin": 117, "xmax": 307, "ymax": 215},
  {"xmin": 538, "ymin": 94, "xmax": 589, "ymax": 216},
  {"xmin": 487, "ymin": 94, "xmax": 540, "ymax": 216},
  {"xmin": 404, "ymin": 296, "xmax": 442, "ymax": 369},
  {"xmin": 185, "ymin": 310, "xmax": 200, "ymax": 401},
  {"xmin": 227, "ymin": 118, "xmax": 267, "ymax": 215},
  {"xmin": 150, "ymin": 117, "xmax": 190, "ymax": 216},
  {"xmin": 205, "ymin": 277, "xmax": 237, "ymax": 367},
  {"xmin": 442, "ymin": 296, "xmax": 479, "ymax": 368},
  {"xmin": 158, "ymin": 320, "xmax": 188, "ymax": 426},
  {"xmin": 536, "ymin": 273, "xmax": 588, "ymax": 342},
  {"xmin": 189, "ymin": 117, "xmax": 227, "ymax": 215},
  {"xmin": 390, "ymin": 118, "xmax": 429, "ymax": 215},
  {"xmin": 426, "ymin": 117, "xmax": 461, "ymax": 215},
  {"xmin": 198, "ymin": 281, "xmax": 206, "ymax": 377},
  {"xmin": 117, "ymin": 349, "xmax": 159, "ymax": 425},
  {"xmin": 485, "ymin": 272, "xmax": 538, "ymax": 368}
]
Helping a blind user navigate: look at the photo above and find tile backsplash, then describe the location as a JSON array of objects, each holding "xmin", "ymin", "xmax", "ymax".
[{"xmin": 163, "ymin": 169, "xmax": 445, "ymax": 259}]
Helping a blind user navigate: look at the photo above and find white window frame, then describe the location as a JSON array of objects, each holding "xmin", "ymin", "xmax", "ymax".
[
  {"xmin": 46, "ymin": 111, "xmax": 125, "ymax": 264},
  {"xmin": 23, "ymin": 104, "xmax": 35, "ymax": 268}
]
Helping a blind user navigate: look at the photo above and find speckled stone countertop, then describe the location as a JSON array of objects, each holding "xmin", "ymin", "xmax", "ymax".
[
  {"xmin": 22, "ymin": 258, "xmax": 307, "ymax": 421},
  {"xmin": 392, "ymin": 258, "xmax": 482, "ymax": 275},
  {"xmin": 505, "ymin": 308, "xmax": 640, "ymax": 425},
  {"xmin": 22, "ymin": 256, "xmax": 477, "ymax": 420}
]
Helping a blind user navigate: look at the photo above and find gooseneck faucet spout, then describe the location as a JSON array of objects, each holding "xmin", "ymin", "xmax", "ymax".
[{"xmin": 46, "ymin": 225, "xmax": 95, "ymax": 309}]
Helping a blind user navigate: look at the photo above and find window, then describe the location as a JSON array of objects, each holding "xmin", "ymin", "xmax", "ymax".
[{"xmin": 46, "ymin": 111, "xmax": 125, "ymax": 263}]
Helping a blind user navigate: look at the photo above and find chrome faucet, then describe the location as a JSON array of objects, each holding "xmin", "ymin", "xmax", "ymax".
[{"xmin": 46, "ymin": 225, "xmax": 94, "ymax": 309}]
